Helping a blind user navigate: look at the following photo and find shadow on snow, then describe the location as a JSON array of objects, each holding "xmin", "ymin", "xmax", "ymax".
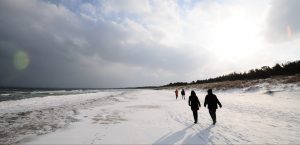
[{"xmin": 153, "ymin": 124, "xmax": 215, "ymax": 144}]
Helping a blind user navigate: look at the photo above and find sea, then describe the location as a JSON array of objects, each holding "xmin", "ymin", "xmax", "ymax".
[{"xmin": 0, "ymin": 88, "xmax": 110, "ymax": 102}]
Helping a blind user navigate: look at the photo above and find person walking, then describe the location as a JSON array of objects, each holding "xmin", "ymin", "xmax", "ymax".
[
  {"xmin": 204, "ymin": 89, "xmax": 222, "ymax": 125},
  {"xmin": 175, "ymin": 89, "xmax": 178, "ymax": 100},
  {"xmin": 181, "ymin": 89, "xmax": 185, "ymax": 100},
  {"xmin": 188, "ymin": 90, "xmax": 201, "ymax": 124}
]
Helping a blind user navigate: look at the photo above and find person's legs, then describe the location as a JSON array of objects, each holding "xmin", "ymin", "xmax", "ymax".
[
  {"xmin": 209, "ymin": 109, "xmax": 216, "ymax": 124},
  {"xmin": 195, "ymin": 110, "xmax": 198, "ymax": 123},
  {"xmin": 192, "ymin": 110, "xmax": 198, "ymax": 123},
  {"xmin": 208, "ymin": 109, "xmax": 213, "ymax": 121},
  {"xmin": 212, "ymin": 109, "xmax": 216, "ymax": 124}
]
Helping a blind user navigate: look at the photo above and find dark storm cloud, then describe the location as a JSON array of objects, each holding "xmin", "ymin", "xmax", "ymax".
[
  {"xmin": 0, "ymin": 1, "xmax": 97, "ymax": 88},
  {"xmin": 265, "ymin": 0, "xmax": 300, "ymax": 42},
  {"xmin": 0, "ymin": 0, "xmax": 206, "ymax": 88}
]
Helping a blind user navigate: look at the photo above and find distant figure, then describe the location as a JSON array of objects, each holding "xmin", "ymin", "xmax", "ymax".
[
  {"xmin": 175, "ymin": 89, "xmax": 178, "ymax": 99},
  {"xmin": 204, "ymin": 89, "xmax": 222, "ymax": 125},
  {"xmin": 181, "ymin": 89, "xmax": 185, "ymax": 100},
  {"xmin": 188, "ymin": 90, "xmax": 201, "ymax": 124}
]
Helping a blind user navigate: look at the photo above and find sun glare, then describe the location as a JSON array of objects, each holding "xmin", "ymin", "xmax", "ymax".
[{"xmin": 208, "ymin": 14, "xmax": 263, "ymax": 60}]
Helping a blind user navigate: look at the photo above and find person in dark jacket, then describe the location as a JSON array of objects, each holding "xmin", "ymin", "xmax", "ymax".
[
  {"xmin": 188, "ymin": 90, "xmax": 201, "ymax": 124},
  {"xmin": 181, "ymin": 89, "xmax": 185, "ymax": 100},
  {"xmin": 204, "ymin": 89, "xmax": 222, "ymax": 125}
]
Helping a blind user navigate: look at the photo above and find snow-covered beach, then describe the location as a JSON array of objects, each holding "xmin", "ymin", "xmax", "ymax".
[
  {"xmin": 1, "ymin": 83, "xmax": 300, "ymax": 144},
  {"xmin": 2, "ymin": 0, "xmax": 300, "ymax": 144}
]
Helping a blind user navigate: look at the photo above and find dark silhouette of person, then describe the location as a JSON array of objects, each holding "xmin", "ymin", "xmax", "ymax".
[
  {"xmin": 188, "ymin": 90, "xmax": 201, "ymax": 124},
  {"xmin": 175, "ymin": 89, "xmax": 178, "ymax": 99},
  {"xmin": 181, "ymin": 89, "xmax": 185, "ymax": 100},
  {"xmin": 204, "ymin": 89, "xmax": 222, "ymax": 125}
]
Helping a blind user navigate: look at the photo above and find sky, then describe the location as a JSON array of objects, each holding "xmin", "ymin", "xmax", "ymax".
[{"xmin": 0, "ymin": 0, "xmax": 299, "ymax": 88}]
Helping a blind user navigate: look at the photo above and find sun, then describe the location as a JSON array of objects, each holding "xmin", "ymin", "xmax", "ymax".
[{"xmin": 208, "ymin": 13, "xmax": 263, "ymax": 60}]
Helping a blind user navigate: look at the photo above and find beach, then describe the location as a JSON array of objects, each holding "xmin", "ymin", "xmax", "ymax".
[{"xmin": 1, "ymin": 83, "xmax": 300, "ymax": 144}]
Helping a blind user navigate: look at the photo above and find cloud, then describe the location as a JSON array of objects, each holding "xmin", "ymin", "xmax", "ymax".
[
  {"xmin": 265, "ymin": 0, "xmax": 300, "ymax": 42},
  {"xmin": 1, "ymin": 0, "xmax": 298, "ymax": 88},
  {"xmin": 0, "ymin": 0, "xmax": 209, "ymax": 88},
  {"xmin": 101, "ymin": 0, "xmax": 151, "ymax": 14}
]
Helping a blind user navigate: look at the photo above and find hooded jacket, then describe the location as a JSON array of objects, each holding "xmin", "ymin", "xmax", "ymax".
[
  {"xmin": 189, "ymin": 95, "xmax": 201, "ymax": 110},
  {"xmin": 204, "ymin": 94, "xmax": 222, "ymax": 109}
]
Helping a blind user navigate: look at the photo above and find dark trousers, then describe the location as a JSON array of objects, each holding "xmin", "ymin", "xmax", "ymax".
[
  {"xmin": 192, "ymin": 110, "xmax": 198, "ymax": 123},
  {"xmin": 209, "ymin": 109, "xmax": 216, "ymax": 123}
]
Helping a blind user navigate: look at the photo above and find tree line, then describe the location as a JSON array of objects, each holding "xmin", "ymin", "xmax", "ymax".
[{"xmin": 164, "ymin": 60, "xmax": 300, "ymax": 87}]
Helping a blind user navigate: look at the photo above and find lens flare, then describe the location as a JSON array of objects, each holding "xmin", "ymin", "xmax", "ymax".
[{"xmin": 13, "ymin": 51, "xmax": 30, "ymax": 70}]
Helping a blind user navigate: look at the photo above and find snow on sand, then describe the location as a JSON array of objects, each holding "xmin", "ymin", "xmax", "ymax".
[{"xmin": 2, "ymin": 86, "xmax": 300, "ymax": 144}]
